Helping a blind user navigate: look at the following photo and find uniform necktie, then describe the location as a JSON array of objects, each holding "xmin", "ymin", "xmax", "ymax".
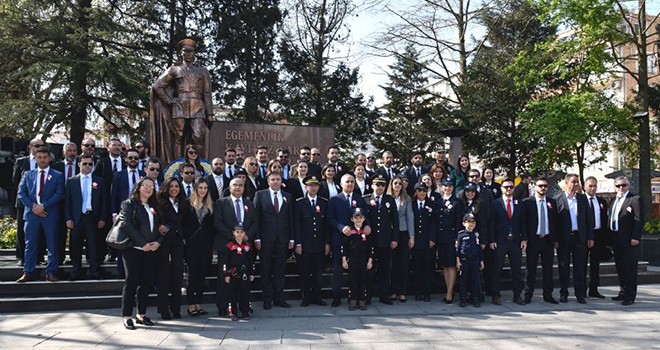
[
  {"xmin": 506, "ymin": 198, "xmax": 512, "ymax": 219},
  {"xmin": 229, "ymin": 165, "xmax": 233, "ymax": 178},
  {"xmin": 539, "ymin": 199, "xmax": 547, "ymax": 236},
  {"xmin": 388, "ymin": 168, "xmax": 392, "ymax": 179},
  {"xmin": 311, "ymin": 198, "xmax": 316, "ymax": 208},
  {"xmin": 235, "ymin": 199, "xmax": 242, "ymax": 223},
  {"xmin": 112, "ymin": 159, "xmax": 118, "ymax": 174},
  {"xmin": 417, "ymin": 168, "xmax": 421, "ymax": 178},
  {"xmin": 419, "ymin": 201, "xmax": 423, "ymax": 210},
  {"xmin": 346, "ymin": 194, "xmax": 351, "ymax": 207},
  {"xmin": 376, "ymin": 196, "xmax": 381, "ymax": 207},
  {"xmin": 140, "ymin": 160, "xmax": 146, "ymax": 171},
  {"xmin": 590, "ymin": 197, "xmax": 597, "ymax": 228},
  {"xmin": 82, "ymin": 175, "xmax": 89, "ymax": 213},
  {"xmin": 186, "ymin": 185, "xmax": 191, "ymax": 197},
  {"xmin": 273, "ymin": 191, "xmax": 279, "ymax": 214},
  {"xmin": 38, "ymin": 170, "xmax": 45, "ymax": 201}
]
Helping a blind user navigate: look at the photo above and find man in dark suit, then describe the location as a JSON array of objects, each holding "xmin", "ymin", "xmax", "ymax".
[
  {"xmin": 208, "ymin": 157, "xmax": 229, "ymax": 202},
  {"xmin": 375, "ymin": 151, "xmax": 399, "ymax": 185},
  {"xmin": 513, "ymin": 174, "xmax": 532, "ymax": 201},
  {"xmin": 554, "ymin": 173, "xmax": 594, "ymax": 304},
  {"xmin": 95, "ymin": 137, "xmax": 126, "ymax": 184},
  {"xmin": 609, "ymin": 176, "xmax": 643, "ymax": 305},
  {"xmin": 223, "ymin": 148, "xmax": 237, "ymax": 179},
  {"xmin": 64, "ymin": 154, "xmax": 107, "ymax": 280},
  {"xmin": 143, "ymin": 158, "xmax": 163, "ymax": 192},
  {"xmin": 327, "ymin": 145, "xmax": 349, "ymax": 183},
  {"xmin": 255, "ymin": 145, "xmax": 270, "ymax": 179},
  {"xmin": 409, "ymin": 182, "xmax": 438, "ymax": 301},
  {"xmin": 523, "ymin": 177, "xmax": 559, "ymax": 304},
  {"xmin": 52, "ymin": 142, "xmax": 80, "ymax": 266},
  {"xmin": 403, "ymin": 151, "xmax": 427, "ymax": 197},
  {"xmin": 294, "ymin": 175, "xmax": 330, "ymax": 306},
  {"xmin": 253, "ymin": 172, "xmax": 295, "ymax": 309},
  {"xmin": 276, "ymin": 147, "xmax": 291, "ymax": 180},
  {"xmin": 489, "ymin": 178, "xmax": 526, "ymax": 305},
  {"xmin": 299, "ymin": 146, "xmax": 321, "ymax": 178},
  {"xmin": 365, "ymin": 152, "xmax": 377, "ymax": 178},
  {"xmin": 16, "ymin": 147, "xmax": 65, "ymax": 282},
  {"xmin": 111, "ymin": 149, "xmax": 144, "ymax": 222},
  {"xmin": 214, "ymin": 177, "xmax": 256, "ymax": 316},
  {"xmin": 12, "ymin": 138, "xmax": 44, "ymax": 266},
  {"xmin": 363, "ymin": 175, "xmax": 399, "ymax": 304},
  {"xmin": 80, "ymin": 138, "xmax": 100, "ymax": 172},
  {"xmin": 583, "ymin": 176, "xmax": 609, "ymax": 299},
  {"xmin": 433, "ymin": 148, "xmax": 455, "ymax": 175},
  {"xmin": 327, "ymin": 173, "xmax": 371, "ymax": 307}
]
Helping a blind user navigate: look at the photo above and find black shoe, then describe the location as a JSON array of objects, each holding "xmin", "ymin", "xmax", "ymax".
[
  {"xmin": 423, "ymin": 295, "xmax": 431, "ymax": 302},
  {"xmin": 576, "ymin": 297, "xmax": 587, "ymax": 304},
  {"xmin": 514, "ymin": 296, "xmax": 526, "ymax": 305},
  {"xmin": 543, "ymin": 297, "xmax": 559, "ymax": 304},
  {"xmin": 612, "ymin": 295, "xmax": 625, "ymax": 301},
  {"xmin": 559, "ymin": 295, "xmax": 568, "ymax": 303},
  {"xmin": 331, "ymin": 298, "xmax": 341, "ymax": 307},
  {"xmin": 123, "ymin": 318, "xmax": 135, "ymax": 330},
  {"xmin": 263, "ymin": 302, "xmax": 272, "ymax": 310},
  {"xmin": 301, "ymin": 300, "xmax": 310, "ymax": 307},
  {"xmin": 365, "ymin": 298, "xmax": 371, "ymax": 305},
  {"xmin": 160, "ymin": 312, "xmax": 172, "ymax": 320},
  {"xmin": 274, "ymin": 300, "xmax": 291, "ymax": 308},
  {"xmin": 622, "ymin": 300, "xmax": 635, "ymax": 306},
  {"xmin": 135, "ymin": 316, "xmax": 154, "ymax": 326},
  {"xmin": 492, "ymin": 296, "xmax": 502, "ymax": 305},
  {"xmin": 459, "ymin": 300, "xmax": 467, "ymax": 307},
  {"xmin": 443, "ymin": 297, "xmax": 453, "ymax": 304},
  {"xmin": 473, "ymin": 301, "xmax": 481, "ymax": 308},
  {"xmin": 188, "ymin": 309, "xmax": 200, "ymax": 317},
  {"xmin": 414, "ymin": 295, "xmax": 422, "ymax": 301},
  {"xmin": 524, "ymin": 296, "xmax": 532, "ymax": 304},
  {"xmin": 172, "ymin": 312, "xmax": 181, "ymax": 319},
  {"xmin": 314, "ymin": 300, "xmax": 328, "ymax": 306},
  {"xmin": 379, "ymin": 298, "xmax": 393, "ymax": 305},
  {"xmin": 588, "ymin": 291, "xmax": 606, "ymax": 299},
  {"xmin": 218, "ymin": 309, "xmax": 228, "ymax": 317}
]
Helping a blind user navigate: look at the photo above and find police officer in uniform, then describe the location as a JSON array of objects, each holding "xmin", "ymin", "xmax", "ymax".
[
  {"xmin": 456, "ymin": 213, "xmax": 484, "ymax": 307},
  {"xmin": 294, "ymin": 175, "xmax": 330, "ymax": 306},
  {"xmin": 363, "ymin": 175, "xmax": 399, "ymax": 305},
  {"xmin": 407, "ymin": 182, "xmax": 438, "ymax": 302}
]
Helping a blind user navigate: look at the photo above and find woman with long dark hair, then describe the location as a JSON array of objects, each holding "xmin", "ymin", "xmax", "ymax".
[
  {"xmin": 387, "ymin": 175, "xmax": 411, "ymax": 302},
  {"xmin": 319, "ymin": 163, "xmax": 340, "ymax": 199},
  {"xmin": 288, "ymin": 160, "xmax": 309, "ymax": 200},
  {"xmin": 184, "ymin": 144, "xmax": 207, "ymax": 178},
  {"xmin": 120, "ymin": 177, "xmax": 162, "ymax": 329},
  {"xmin": 450, "ymin": 155, "xmax": 470, "ymax": 195},
  {"xmin": 185, "ymin": 177, "xmax": 214, "ymax": 316},
  {"xmin": 155, "ymin": 177, "xmax": 190, "ymax": 320}
]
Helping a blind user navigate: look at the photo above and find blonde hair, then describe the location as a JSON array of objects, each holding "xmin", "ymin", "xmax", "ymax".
[{"xmin": 190, "ymin": 177, "xmax": 213, "ymax": 214}]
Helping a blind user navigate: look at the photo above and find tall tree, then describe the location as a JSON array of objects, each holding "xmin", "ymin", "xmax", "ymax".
[{"xmin": 211, "ymin": 0, "xmax": 282, "ymax": 122}]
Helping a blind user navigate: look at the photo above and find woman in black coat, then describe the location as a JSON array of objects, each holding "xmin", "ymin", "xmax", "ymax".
[
  {"xmin": 155, "ymin": 177, "xmax": 190, "ymax": 320},
  {"xmin": 185, "ymin": 177, "xmax": 215, "ymax": 316},
  {"xmin": 287, "ymin": 160, "xmax": 309, "ymax": 201},
  {"xmin": 120, "ymin": 177, "xmax": 163, "ymax": 330}
]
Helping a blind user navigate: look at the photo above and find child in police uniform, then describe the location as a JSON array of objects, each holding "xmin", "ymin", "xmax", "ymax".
[
  {"xmin": 342, "ymin": 207, "xmax": 373, "ymax": 311},
  {"xmin": 222, "ymin": 224, "xmax": 255, "ymax": 321},
  {"xmin": 456, "ymin": 213, "xmax": 484, "ymax": 307}
]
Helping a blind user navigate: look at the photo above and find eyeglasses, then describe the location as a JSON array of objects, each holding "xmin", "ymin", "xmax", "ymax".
[
  {"xmin": 149, "ymin": 167, "xmax": 160, "ymax": 172},
  {"xmin": 301, "ymin": 152, "xmax": 310, "ymax": 156},
  {"xmin": 141, "ymin": 184, "xmax": 154, "ymax": 189},
  {"xmin": 80, "ymin": 162, "xmax": 93, "ymax": 166},
  {"xmin": 312, "ymin": 153, "xmax": 320, "ymax": 156},
  {"xmin": 393, "ymin": 182, "xmax": 402, "ymax": 186},
  {"xmin": 188, "ymin": 150, "xmax": 198, "ymax": 155},
  {"xmin": 536, "ymin": 184, "xmax": 548, "ymax": 188},
  {"xmin": 183, "ymin": 171, "xmax": 195, "ymax": 175},
  {"xmin": 367, "ymin": 157, "xmax": 376, "ymax": 160},
  {"xmin": 502, "ymin": 186, "xmax": 514, "ymax": 189},
  {"xmin": 82, "ymin": 144, "xmax": 95, "ymax": 148},
  {"xmin": 249, "ymin": 162, "xmax": 258, "ymax": 166},
  {"xmin": 615, "ymin": 184, "xmax": 628, "ymax": 188},
  {"xmin": 126, "ymin": 156, "xmax": 139, "ymax": 160}
]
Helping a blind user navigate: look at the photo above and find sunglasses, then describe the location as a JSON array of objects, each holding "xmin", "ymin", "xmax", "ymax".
[
  {"xmin": 279, "ymin": 155, "xmax": 289, "ymax": 158},
  {"xmin": 82, "ymin": 144, "xmax": 95, "ymax": 148},
  {"xmin": 301, "ymin": 152, "xmax": 310, "ymax": 156},
  {"xmin": 183, "ymin": 171, "xmax": 195, "ymax": 175},
  {"xmin": 126, "ymin": 156, "xmax": 139, "ymax": 160},
  {"xmin": 416, "ymin": 188, "xmax": 428, "ymax": 192},
  {"xmin": 249, "ymin": 162, "xmax": 258, "ymax": 166},
  {"xmin": 502, "ymin": 186, "xmax": 514, "ymax": 189},
  {"xmin": 80, "ymin": 162, "xmax": 93, "ymax": 166},
  {"xmin": 468, "ymin": 175, "xmax": 480, "ymax": 178},
  {"xmin": 536, "ymin": 184, "xmax": 548, "ymax": 188},
  {"xmin": 375, "ymin": 183, "xmax": 386, "ymax": 187},
  {"xmin": 367, "ymin": 157, "xmax": 376, "ymax": 160},
  {"xmin": 615, "ymin": 184, "xmax": 628, "ymax": 188},
  {"xmin": 188, "ymin": 151, "xmax": 198, "ymax": 155},
  {"xmin": 32, "ymin": 144, "xmax": 45, "ymax": 147},
  {"xmin": 149, "ymin": 167, "xmax": 161, "ymax": 172}
]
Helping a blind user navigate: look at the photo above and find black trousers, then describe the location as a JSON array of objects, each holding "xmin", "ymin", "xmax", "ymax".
[
  {"xmin": 492, "ymin": 239, "xmax": 523, "ymax": 297},
  {"xmin": 390, "ymin": 230, "xmax": 410, "ymax": 296},
  {"xmin": 348, "ymin": 255, "xmax": 368, "ymax": 301},
  {"xmin": 228, "ymin": 278, "xmax": 251, "ymax": 316},
  {"xmin": 459, "ymin": 258, "xmax": 481, "ymax": 301},
  {"xmin": 525, "ymin": 235, "xmax": 555, "ymax": 298},
  {"xmin": 185, "ymin": 244, "xmax": 213, "ymax": 305},
  {"xmin": 412, "ymin": 248, "xmax": 434, "ymax": 297},
  {"xmin": 121, "ymin": 248, "xmax": 156, "ymax": 317},
  {"xmin": 70, "ymin": 213, "xmax": 100, "ymax": 276},
  {"xmin": 587, "ymin": 228, "xmax": 606, "ymax": 290},
  {"xmin": 558, "ymin": 234, "xmax": 587, "ymax": 297},
  {"xmin": 481, "ymin": 247, "xmax": 494, "ymax": 295},
  {"xmin": 613, "ymin": 235, "xmax": 639, "ymax": 302},
  {"xmin": 297, "ymin": 252, "xmax": 324, "ymax": 302},
  {"xmin": 259, "ymin": 241, "xmax": 288, "ymax": 303},
  {"xmin": 156, "ymin": 242, "xmax": 185, "ymax": 315},
  {"xmin": 367, "ymin": 246, "xmax": 393, "ymax": 300},
  {"xmin": 216, "ymin": 250, "xmax": 228, "ymax": 312}
]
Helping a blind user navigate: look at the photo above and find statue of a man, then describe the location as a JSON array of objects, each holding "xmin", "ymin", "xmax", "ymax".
[{"xmin": 149, "ymin": 38, "xmax": 213, "ymax": 165}]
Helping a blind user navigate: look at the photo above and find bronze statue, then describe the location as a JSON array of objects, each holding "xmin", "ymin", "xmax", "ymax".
[{"xmin": 149, "ymin": 38, "xmax": 213, "ymax": 165}]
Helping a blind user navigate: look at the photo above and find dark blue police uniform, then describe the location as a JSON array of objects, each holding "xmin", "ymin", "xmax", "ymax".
[{"xmin": 456, "ymin": 229, "xmax": 483, "ymax": 305}]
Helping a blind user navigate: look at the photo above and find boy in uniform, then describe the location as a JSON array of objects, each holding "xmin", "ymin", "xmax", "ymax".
[
  {"xmin": 456, "ymin": 213, "xmax": 484, "ymax": 307},
  {"xmin": 342, "ymin": 208, "xmax": 373, "ymax": 310},
  {"xmin": 222, "ymin": 225, "xmax": 255, "ymax": 321}
]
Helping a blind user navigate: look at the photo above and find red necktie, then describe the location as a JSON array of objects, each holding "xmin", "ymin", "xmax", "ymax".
[
  {"xmin": 274, "ymin": 192, "xmax": 279, "ymax": 214},
  {"xmin": 506, "ymin": 199, "xmax": 512, "ymax": 219},
  {"xmin": 39, "ymin": 170, "xmax": 45, "ymax": 201},
  {"xmin": 67, "ymin": 163, "xmax": 73, "ymax": 178}
]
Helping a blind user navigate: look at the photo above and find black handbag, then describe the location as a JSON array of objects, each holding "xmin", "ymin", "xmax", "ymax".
[{"xmin": 105, "ymin": 204, "xmax": 137, "ymax": 250}]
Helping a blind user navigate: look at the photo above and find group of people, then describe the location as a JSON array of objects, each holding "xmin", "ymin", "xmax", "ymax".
[{"xmin": 11, "ymin": 139, "xmax": 644, "ymax": 329}]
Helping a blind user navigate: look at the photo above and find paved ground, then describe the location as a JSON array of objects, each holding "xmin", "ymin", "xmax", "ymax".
[{"xmin": 1, "ymin": 284, "xmax": 659, "ymax": 349}]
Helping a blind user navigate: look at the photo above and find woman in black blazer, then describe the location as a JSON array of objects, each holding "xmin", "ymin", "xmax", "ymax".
[
  {"xmin": 319, "ymin": 163, "xmax": 341, "ymax": 199},
  {"xmin": 155, "ymin": 177, "xmax": 189, "ymax": 320},
  {"xmin": 287, "ymin": 161, "xmax": 309, "ymax": 200},
  {"xmin": 185, "ymin": 177, "xmax": 215, "ymax": 316},
  {"xmin": 120, "ymin": 177, "xmax": 163, "ymax": 330}
]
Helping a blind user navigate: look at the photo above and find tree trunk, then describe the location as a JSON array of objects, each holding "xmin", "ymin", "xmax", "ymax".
[
  {"xmin": 69, "ymin": 0, "xmax": 92, "ymax": 147},
  {"xmin": 637, "ymin": 2, "xmax": 652, "ymax": 219}
]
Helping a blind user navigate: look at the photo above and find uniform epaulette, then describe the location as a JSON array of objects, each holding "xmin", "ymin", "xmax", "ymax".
[
  {"xmin": 319, "ymin": 196, "xmax": 328, "ymax": 201},
  {"xmin": 363, "ymin": 194, "xmax": 371, "ymax": 199},
  {"xmin": 296, "ymin": 197, "xmax": 306, "ymax": 202}
]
